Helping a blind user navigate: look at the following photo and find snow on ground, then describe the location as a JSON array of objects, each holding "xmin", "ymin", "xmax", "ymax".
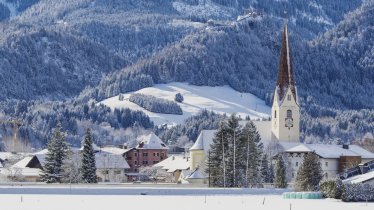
[
  {"xmin": 0, "ymin": 193, "xmax": 372, "ymax": 210},
  {"xmin": 172, "ymin": 0, "xmax": 236, "ymax": 20},
  {"xmin": 99, "ymin": 82, "xmax": 271, "ymax": 126}
]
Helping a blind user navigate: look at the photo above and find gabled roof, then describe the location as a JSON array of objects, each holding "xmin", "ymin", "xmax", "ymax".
[
  {"xmin": 95, "ymin": 151, "xmax": 130, "ymax": 169},
  {"xmin": 12, "ymin": 156, "xmax": 34, "ymax": 168},
  {"xmin": 136, "ymin": 132, "xmax": 169, "ymax": 150},
  {"xmin": 285, "ymin": 144, "xmax": 374, "ymax": 159},
  {"xmin": 189, "ymin": 130, "xmax": 216, "ymax": 152},
  {"xmin": 100, "ymin": 146, "xmax": 132, "ymax": 155},
  {"xmin": 187, "ymin": 168, "xmax": 206, "ymax": 179},
  {"xmin": 154, "ymin": 154, "xmax": 189, "ymax": 172}
]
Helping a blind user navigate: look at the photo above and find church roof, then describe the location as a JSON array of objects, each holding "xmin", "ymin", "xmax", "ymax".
[
  {"xmin": 276, "ymin": 22, "xmax": 296, "ymax": 102},
  {"xmin": 189, "ymin": 130, "xmax": 216, "ymax": 152}
]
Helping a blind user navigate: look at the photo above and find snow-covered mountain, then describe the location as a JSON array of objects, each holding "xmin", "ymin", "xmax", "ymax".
[{"xmin": 100, "ymin": 83, "xmax": 270, "ymax": 126}]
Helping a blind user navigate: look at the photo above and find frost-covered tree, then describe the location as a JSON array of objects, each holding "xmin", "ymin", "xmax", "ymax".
[
  {"xmin": 174, "ymin": 93, "xmax": 184, "ymax": 103},
  {"xmin": 242, "ymin": 121, "xmax": 263, "ymax": 187},
  {"xmin": 40, "ymin": 125, "xmax": 68, "ymax": 183},
  {"xmin": 294, "ymin": 152, "xmax": 323, "ymax": 191},
  {"xmin": 274, "ymin": 156, "xmax": 287, "ymax": 188},
  {"xmin": 208, "ymin": 114, "xmax": 263, "ymax": 188},
  {"xmin": 80, "ymin": 128, "xmax": 97, "ymax": 183},
  {"xmin": 260, "ymin": 154, "xmax": 270, "ymax": 183}
]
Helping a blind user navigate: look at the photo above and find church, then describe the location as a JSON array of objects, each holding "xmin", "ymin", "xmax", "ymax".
[{"xmin": 157, "ymin": 22, "xmax": 374, "ymax": 184}]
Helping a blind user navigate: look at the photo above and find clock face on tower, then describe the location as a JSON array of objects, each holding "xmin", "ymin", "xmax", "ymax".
[{"xmin": 285, "ymin": 118, "xmax": 293, "ymax": 129}]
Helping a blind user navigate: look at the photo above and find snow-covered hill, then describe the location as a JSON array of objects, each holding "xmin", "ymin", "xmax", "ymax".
[{"xmin": 100, "ymin": 83, "xmax": 271, "ymax": 126}]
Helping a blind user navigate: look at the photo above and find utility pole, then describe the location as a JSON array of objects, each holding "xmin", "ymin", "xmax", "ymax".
[
  {"xmin": 246, "ymin": 134, "xmax": 250, "ymax": 188},
  {"xmin": 208, "ymin": 150, "xmax": 211, "ymax": 188},
  {"xmin": 221, "ymin": 131, "xmax": 226, "ymax": 188},
  {"xmin": 233, "ymin": 129, "xmax": 236, "ymax": 187}
]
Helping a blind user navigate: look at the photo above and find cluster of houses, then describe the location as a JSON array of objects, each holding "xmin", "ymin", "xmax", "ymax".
[
  {"xmin": 1, "ymin": 22, "xmax": 374, "ymax": 185},
  {"xmin": 0, "ymin": 133, "xmax": 169, "ymax": 183}
]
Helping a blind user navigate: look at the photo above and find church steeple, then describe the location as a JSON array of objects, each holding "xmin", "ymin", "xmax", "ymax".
[
  {"xmin": 271, "ymin": 21, "xmax": 300, "ymax": 143},
  {"xmin": 276, "ymin": 22, "xmax": 296, "ymax": 102}
]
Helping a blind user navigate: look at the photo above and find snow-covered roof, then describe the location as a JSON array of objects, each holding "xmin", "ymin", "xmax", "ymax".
[
  {"xmin": 154, "ymin": 154, "xmax": 189, "ymax": 172},
  {"xmin": 136, "ymin": 133, "xmax": 169, "ymax": 150},
  {"xmin": 0, "ymin": 162, "xmax": 3, "ymax": 168},
  {"xmin": 12, "ymin": 156, "xmax": 33, "ymax": 168},
  {"xmin": 79, "ymin": 143, "xmax": 101, "ymax": 152},
  {"xmin": 100, "ymin": 146, "xmax": 132, "ymax": 155},
  {"xmin": 285, "ymin": 144, "xmax": 374, "ymax": 159},
  {"xmin": 187, "ymin": 168, "xmax": 206, "ymax": 179},
  {"xmin": 344, "ymin": 170, "xmax": 374, "ymax": 184},
  {"xmin": 190, "ymin": 130, "xmax": 216, "ymax": 152},
  {"xmin": 95, "ymin": 152, "xmax": 130, "ymax": 169}
]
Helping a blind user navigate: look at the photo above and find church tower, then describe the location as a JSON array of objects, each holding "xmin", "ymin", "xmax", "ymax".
[{"xmin": 271, "ymin": 22, "xmax": 300, "ymax": 143}]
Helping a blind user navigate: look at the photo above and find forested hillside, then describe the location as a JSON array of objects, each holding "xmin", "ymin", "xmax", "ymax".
[{"xmin": 0, "ymin": 0, "xmax": 372, "ymax": 149}]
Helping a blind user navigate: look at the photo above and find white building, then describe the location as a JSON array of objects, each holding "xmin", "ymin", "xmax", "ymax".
[{"xmin": 283, "ymin": 144, "xmax": 374, "ymax": 181}]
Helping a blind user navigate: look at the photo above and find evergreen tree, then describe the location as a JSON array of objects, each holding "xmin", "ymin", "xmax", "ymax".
[
  {"xmin": 174, "ymin": 93, "xmax": 184, "ymax": 103},
  {"xmin": 268, "ymin": 163, "xmax": 275, "ymax": 184},
  {"xmin": 225, "ymin": 114, "xmax": 242, "ymax": 187},
  {"xmin": 80, "ymin": 128, "xmax": 97, "ymax": 183},
  {"xmin": 41, "ymin": 125, "xmax": 68, "ymax": 183},
  {"xmin": 260, "ymin": 154, "xmax": 270, "ymax": 183},
  {"xmin": 242, "ymin": 121, "xmax": 263, "ymax": 187},
  {"xmin": 274, "ymin": 156, "xmax": 287, "ymax": 188},
  {"xmin": 294, "ymin": 152, "xmax": 323, "ymax": 191},
  {"xmin": 208, "ymin": 115, "xmax": 263, "ymax": 188},
  {"xmin": 207, "ymin": 122, "xmax": 228, "ymax": 187}
]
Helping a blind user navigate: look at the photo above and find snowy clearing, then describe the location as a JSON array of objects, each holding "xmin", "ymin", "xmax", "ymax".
[
  {"xmin": 0, "ymin": 194, "xmax": 372, "ymax": 210},
  {"xmin": 99, "ymin": 82, "xmax": 271, "ymax": 126}
]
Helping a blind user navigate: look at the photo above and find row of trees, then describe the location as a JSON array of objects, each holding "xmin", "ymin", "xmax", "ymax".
[
  {"xmin": 129, "ymin": 93, "xmax": 183, "ymax": 115},
  {"xmin": 41, "ymin": 125, "xmax": 97, "ymax": 183},
  {"xmin": 207, "ymin": 114, "xmax": 267, "ymax": 187},
  {"xmin": 206, "ymin": 114, "xmax": 324, "ymax": 190}
]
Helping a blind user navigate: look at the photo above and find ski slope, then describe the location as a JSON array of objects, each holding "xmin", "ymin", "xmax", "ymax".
[{"xmin": 99, "ymin": 83, "xmax": 271, "ymax": 126}]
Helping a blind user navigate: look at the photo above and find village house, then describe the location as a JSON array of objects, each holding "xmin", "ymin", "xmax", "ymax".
[{"xmin": 124, "ymin": 132, "xmax": 169, "ymax": 181}]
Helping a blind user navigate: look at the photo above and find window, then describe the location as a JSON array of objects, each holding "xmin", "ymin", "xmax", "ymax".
[
  {"xmin": 134, "ymin": 153, "xmax": 138, "ymax": 157},
  {"xmin": 157, "ymin": 153, "xmax": 160, "ymax": 157},
  {"xmin": 274, "ymin": 110, "xmax": 277, "ymax": 118},
  {"xmin": 325, "ymin": 162, "xmax": 328, "ymax": 167},
  {"xmin": 295, "ymin": 162, "xmax": 298, "ymax": 167},
  {"xmin": 143, "ymin": 153, "xmax": 148, "ymax": 157},
  {"xmin": 143, "ymin": 161, "xmax": 148, "ymax": 165},
  {"xmin": 134, "ymin": 161, "xmax": 137, "ymax": 165},
  {"xmin": 153, "ymin": 153, "xmax": 156, "ymax": 157},
  {"xmin": 287, "ymin": 94, "xmax": 291, "ymax": 101},
  {"xmin": 287, "ymin": 110, "xmax": 292, "ymax": 118},
  {"xmin": 325, "ymin": 172, "xmax": 328, "ymax": 179},
  {"xmin": 127, "ymin": 156, "xmax": 132, "ymax": 160},
  {"xmin": 114, "ymin": 170, "xmax": 122, "ymax": 175},
  {"xmin": 153, "ymin": 161, "xmax": 159, "ymax": 164},
  {"xmin": 292, "ymin": 172, "xmax": 294, "ymax": 178}
]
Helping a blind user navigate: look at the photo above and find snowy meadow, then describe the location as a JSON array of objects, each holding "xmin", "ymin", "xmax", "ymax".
[{"xmin": 0, "ymin": 185, "xmax": 372, "ymax": 210}]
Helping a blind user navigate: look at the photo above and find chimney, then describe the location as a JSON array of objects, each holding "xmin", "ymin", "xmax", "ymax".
[
  {"xmin": 342, "ymin": 144, "xmax": 349, "ymax": 149},
  {"xmin": 123, "ymin": 143, "xmax": 128, "ymax": 149}
]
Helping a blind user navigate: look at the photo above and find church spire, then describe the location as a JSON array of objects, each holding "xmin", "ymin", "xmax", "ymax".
[{"xmin": 276, "ymin": 21, "xmax": 296, "ymax": 102}]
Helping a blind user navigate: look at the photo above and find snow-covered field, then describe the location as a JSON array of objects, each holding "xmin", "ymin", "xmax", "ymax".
[
  {"xmin": 0, "ymin": 194, "xmax": 372, "ymax": 210},
  {"xmin": 0, "ymin": 185, "xmax": 371, "ymax": 210},
  {"xmin": 100, "ymin": 83, "xmax": 271, "ymax": 126}
]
